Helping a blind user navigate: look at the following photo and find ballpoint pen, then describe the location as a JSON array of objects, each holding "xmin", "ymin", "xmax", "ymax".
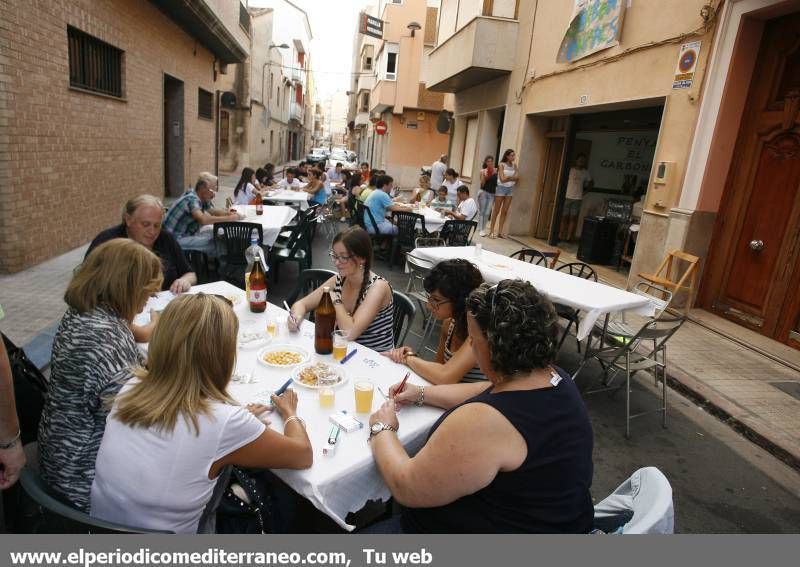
[
  {"xmin": 283, "ymin": 300, "xmax": 298, "ymax": 328},
  {"xmin": 339, "ymin": 348, "xmax": 358, "ymax": 365},
  {"xmin": 395, "ymin": 371, "xmax": 411, "ymax": 397},
  {"xmin": 271, "ymin": 377, "xmax": 293, "ymax": 403}
]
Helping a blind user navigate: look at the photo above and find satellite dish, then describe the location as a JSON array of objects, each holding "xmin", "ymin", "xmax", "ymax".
[
  {"xmin": 436, "ymin": 111, "xmax": 452, "ymax": 134},
  {"xmin": 221, "ymin": 91, "xmax": 237, "ymax": 108}
]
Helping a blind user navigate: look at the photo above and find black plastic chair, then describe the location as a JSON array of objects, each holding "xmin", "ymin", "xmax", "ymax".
[
  {"xmin": 214, "ymin": 222, "xmax": 264, "ymax": 288},
  {"xmin": 362, "ymin": 204, "xmax": 394, "ymax": 258},
  {"xmin": 19, "ymin": 467, "xmax": 172, "ymax": 533},
  {"xmin": 269, "ymin": 215, "xmax": 311, "ymax": 283},
  {"xmin": 286, "ymin": 269, "xmax": 337, "ymax": 321},
  {"xmin": 392, "ymin": 290, "xmax": 416, "ymax": 347},
  {"xmin": 510, "ymin": 247, "xmax": 561, "ymax": 269},
  {"xmin": 554, "ymin": 262, "xmax": 598, "ymax": 352},
  {"xmin": 390, "ymin": 211, "xmax": 426, "ymax": 270},
  {"xmin": 439, "ymin": 219, "xmax": 477, "ymax": 246},
  {"xmin": 351, "ymin": 200, "xmax": 366, "ymax": 230}
]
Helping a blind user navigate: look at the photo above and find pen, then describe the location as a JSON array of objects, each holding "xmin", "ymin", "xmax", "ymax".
[
  {"xmin": 377, "ymin": 386, "xmax": 389, "ymax": 401},
  {"xmin": 396, "ymin": 371, "xmax": 411, "ymax": 397},
  {"xmin": 274, "ymin": 377, "xmax": 293, "ymax": 397},
  {"xmin": 339, "ymin": 348, "xmax": 358, "ymax": 365},
  {"xmin": 283, "ymin": 300, "xmax": 298, "ymax": 328}
]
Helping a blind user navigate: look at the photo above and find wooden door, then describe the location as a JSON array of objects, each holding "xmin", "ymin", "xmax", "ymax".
[
  {"xmin": 534, "ymin": 137, "xmax": 565, "ymax": 239},
  {"xmin": 702, "ymin": 13, "xmax": 800, "ymax": 347}
]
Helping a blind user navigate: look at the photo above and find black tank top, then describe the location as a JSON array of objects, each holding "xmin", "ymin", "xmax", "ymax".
[{"xmin": 401, "ymin": 367, "xmax": 594, "ymax": 533}]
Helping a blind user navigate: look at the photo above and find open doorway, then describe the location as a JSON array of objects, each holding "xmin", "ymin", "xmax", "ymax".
[{"xmin": 163, "ymin": 74, "xmax": 184, "ymax": 198}]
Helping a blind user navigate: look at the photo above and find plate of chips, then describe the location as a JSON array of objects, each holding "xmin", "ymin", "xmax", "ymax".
[{"xmin": 257, "ymin": 344, "xmax": 310, "ymax": 368}]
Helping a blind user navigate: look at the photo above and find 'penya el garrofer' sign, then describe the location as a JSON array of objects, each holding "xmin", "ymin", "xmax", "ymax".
[{"xmin": 557, "ymin": 0, "xmax": 626, "ymax": 64}]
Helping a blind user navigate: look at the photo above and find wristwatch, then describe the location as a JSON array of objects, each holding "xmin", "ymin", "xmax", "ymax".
[{"xmin": 369, "ymin": 422, "xmax": 397, "ymax": 442}]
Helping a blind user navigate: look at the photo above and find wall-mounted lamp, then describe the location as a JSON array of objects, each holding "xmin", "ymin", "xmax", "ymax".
[
  {"xmin": 407, "ymin": 21, "xmax": 421, "ymax": 37},
  {"xmin": 270, "ymin": 43, "xmax": 290, "ymax": 50}
]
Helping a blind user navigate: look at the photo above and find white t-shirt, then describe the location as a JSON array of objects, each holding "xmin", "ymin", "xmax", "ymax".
[
  {"xmin": 277, "ymin": 178, "xmax": 301, "ymax": 191},
  {"xmin": 430, "ymin": 161, "xmax": 447, "ymax": 189},
  {"xmin": 497, "ymin": 163, "xmax": 517, "ymax": 188},
  {"xmin": 233, "ymin": 182, "xmax": 257, "ymax": 205},
  {"xmin": 90, "ymin": 379, "xmax": 266, "ymax": 534},
  {"xmin": 565, "ymin": 167, "xmax": 592, "ymax": 200},
  {"xmin": 456, "ymin": 197, "xmax": 479, "ymax": 221},
  {"xmin": 442, "ymin": 178, "xmax": 460, "ymax": 204}
]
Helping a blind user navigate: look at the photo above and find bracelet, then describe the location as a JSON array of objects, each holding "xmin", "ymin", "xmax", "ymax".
[
  {"xmin": 0, "ymin": 429, "xmax": 21, "ymax": 449},
  {"xmin": 284, "ymin": 416, "xmax": 306, "ymax": 429},
  {"xmin": 414, "ymin": 386, "xmax": 425, "ymax": 407}
]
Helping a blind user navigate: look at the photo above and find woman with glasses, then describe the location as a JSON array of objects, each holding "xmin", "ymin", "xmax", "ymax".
[
  {"xmin": 367, "ymin": 280, "xmax": 594, "ymax": 533},
  {"xmin": 383, "ymin": 259, "xmax": 484, "ymax": 384},
  {"xmin": 288, "ymin": 227, "xmax": 395, "ymax": 352}
]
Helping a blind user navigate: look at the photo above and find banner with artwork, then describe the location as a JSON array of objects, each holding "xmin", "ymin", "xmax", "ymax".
[{"xmin": 557, "ymin": 0, "xmax": 626, "ymax": 64}]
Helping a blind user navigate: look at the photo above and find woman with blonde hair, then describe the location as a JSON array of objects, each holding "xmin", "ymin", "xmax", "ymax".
[
  {"xmin": 38, "ymin": 239, "xmax": 163, "ymax": 511},
  {"xmin": 91, "ymin": 294, "xmax": 312, "ymax": 533}
]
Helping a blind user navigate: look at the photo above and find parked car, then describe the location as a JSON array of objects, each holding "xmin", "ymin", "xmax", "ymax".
[
  {"xmin": 326, "ymin": 149, "xmax": 357, "ymax": 171},
  {"xmin": 305, "ymin": 148, "xmax": 327, "ymax": 167}
]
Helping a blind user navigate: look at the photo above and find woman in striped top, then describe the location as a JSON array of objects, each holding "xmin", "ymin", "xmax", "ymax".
[
  {"xmin": 383, "ymin": 259, "xmax": 485, "ymax": 383},
  {"xmin": 289, "ymin": 227, "xmax": 395, "ymax": 352}
]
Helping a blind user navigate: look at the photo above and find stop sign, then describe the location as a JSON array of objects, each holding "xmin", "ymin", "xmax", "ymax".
[{"xmin": 375, "ymin": 120, "xmax": 388, "ymax": 135}]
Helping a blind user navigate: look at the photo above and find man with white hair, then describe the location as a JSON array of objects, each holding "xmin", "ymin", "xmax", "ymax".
[{"xmin": 430, "ymin": 154, "xmax": 447, "ymax": 191}]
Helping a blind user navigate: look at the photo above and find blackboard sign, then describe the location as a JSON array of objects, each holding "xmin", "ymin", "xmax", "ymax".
[{"xmin": 606, "ymin": 198, "xmax": 632, "ymax": 221}]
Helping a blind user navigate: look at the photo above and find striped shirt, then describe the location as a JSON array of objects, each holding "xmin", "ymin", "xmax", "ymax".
[
  {"xmin": 163, "ymin": 191, "xmax": 209, "ymax": 238},
  {"xmin": 334, "ymin": 273, "xmax": 394, "ymax": 352},
  {"xmin": 443, "ymin": 319, "xmax": 486, "ymax": 383},
  {"xmin": 38, "ymin": 306, "xmax": 144, "ymax": 511}
]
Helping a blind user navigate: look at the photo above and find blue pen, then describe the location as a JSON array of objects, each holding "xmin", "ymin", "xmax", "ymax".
[
  {"xmin": 273, "ymin": 377, "xmax": 293, "ymax": 397},
  {"xmin": 339, "ymin": 348, "xmax": 358, "ymax": 365}
]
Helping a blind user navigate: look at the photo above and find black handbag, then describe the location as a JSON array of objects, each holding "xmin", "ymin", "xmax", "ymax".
[
  {"xmin": 2, "ymin": 333, "xmax": 47, "ymax": 444},
  {"xmin": 216, "ymin": 467, "xmax": 274, "ymax": 534}
]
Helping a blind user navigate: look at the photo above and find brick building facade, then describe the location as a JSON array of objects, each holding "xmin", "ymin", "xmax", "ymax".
[{"xmin": 0, "ymin": 0, "xmax": 248, "ymax": 273}]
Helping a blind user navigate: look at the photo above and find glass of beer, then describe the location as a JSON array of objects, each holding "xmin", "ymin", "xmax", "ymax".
[
  {"xmin": 354, "ymin": 380, "xmax": 374, "ymax": 414},
  {"xmin": 266, "ymin": 318, "xmax": 278, "ymax": 337},
  {"xmin": 332, "ymin": 330, "xmax": 348, "ymax": 361},
  {"xmin": 319, "ymin": 387, "xmax": 335, "ymax": 408}
]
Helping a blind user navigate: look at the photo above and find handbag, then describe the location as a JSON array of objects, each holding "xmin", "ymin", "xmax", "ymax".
[
  {"xmin": 216, "ymin": 467, "xmax": 274, "ymax": 534},
  {"xmin": 2, "ymin": 333, "xmax": 47, "ymax": 444}
]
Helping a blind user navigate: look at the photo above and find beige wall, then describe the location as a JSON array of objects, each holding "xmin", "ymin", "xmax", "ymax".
[
  {"xmin": 374, "ymin": 111, "xmax": 449, "ymax": 189},
  {"xmin": 0, "ymin": 0, "xmax": 240, "ymax": 272}
]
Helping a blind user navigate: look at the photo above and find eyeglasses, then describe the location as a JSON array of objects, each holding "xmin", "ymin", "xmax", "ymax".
[
  {"xmin": 329, "ymin": 251, "xmax": 353, "ymax": 263},
  {"xmin": 426, "ymin": 296, "xmax": 451, "ymax": 309}
]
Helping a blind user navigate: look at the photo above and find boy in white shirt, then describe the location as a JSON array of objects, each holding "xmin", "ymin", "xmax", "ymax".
[
  {"xmin": 276, "ymin": 168, "xmax": 302, "ymax": 191},
  {"xmin": 446, "ymin": 185, "xmax": 478, "ymax": 221}
]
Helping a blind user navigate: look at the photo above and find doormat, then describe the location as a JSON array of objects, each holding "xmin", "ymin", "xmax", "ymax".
[{"xmin": 770, "ymin": 381, "xmax": 800, "ymax": 402}]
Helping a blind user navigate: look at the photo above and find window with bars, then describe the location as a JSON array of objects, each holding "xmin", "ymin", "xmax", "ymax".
[
  {"xmin": 67, "ymin": 26, "xmax": 124, "ymax": 98},
  {"xmin": 198, "ymin": 88, "xmax": 213, "ymax": 119}
]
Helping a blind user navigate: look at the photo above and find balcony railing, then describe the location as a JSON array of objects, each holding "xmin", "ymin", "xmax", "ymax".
[
  {"xmin": 291, "ymin": 66, "xmax": 304, "ymax": 84},
  {"xmin": 289, "ymin": 101, "xmax": 304, "ymax": 123}
]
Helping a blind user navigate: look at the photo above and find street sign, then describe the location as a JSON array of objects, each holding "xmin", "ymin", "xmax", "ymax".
[
  {"xmin": 375, "ymin": 120, "xmax": 387, "ymax": 135},
  {"xmin": 359, "ymin": 13, "xmax": 383, "ymax": 39}
]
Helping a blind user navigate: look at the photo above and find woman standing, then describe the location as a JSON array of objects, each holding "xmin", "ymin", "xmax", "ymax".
[
  {"xmin": 477, "ymin": 156, "xmax": 497, "ymax": 237},
  {"xmin": 232, "ymin": 167, "xmax": 260, "ymax": 206},
  {"xmin": 289, "ymin": 227, "xmax": 395, "ymax": 352},
  {"xmin": 91, "ymin": 294, "xmax": 311, "ymax": 533},
  {"xmin": 441, "ymin": 168, "xmax": 461, "ymax": 205},
  {"xmin": 489, "ymin": 149, "xmax": 519, "ymax": 239},
  {"xmin": 38, "ymin": 239, "xmax": 163, "ymax": 511}
]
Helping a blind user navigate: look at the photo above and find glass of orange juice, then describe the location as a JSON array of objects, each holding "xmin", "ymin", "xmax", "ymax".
[
  {"xmin": 332, "ymin": 330, "xmax": 348, "ymax": 361},
  {"xmin": 354, "ymin": 380, "xmax": 374, "ymax": 414}
]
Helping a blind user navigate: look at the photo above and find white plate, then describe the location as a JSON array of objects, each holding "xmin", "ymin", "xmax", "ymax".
[
  {"xmin": 257, "ymin": 344, "xmax": 311, "ymax": 368},
  {"xmin": 238, "ymin": 330, "xmax": 272, "ymax": 349},
  {"xmin": 290, "ymin": 362, "xmax": 348, "ymax": 390}
]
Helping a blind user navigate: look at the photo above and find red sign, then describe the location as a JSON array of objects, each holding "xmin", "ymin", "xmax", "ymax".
[{"xmin": 375, "ymin": 120, "xmax": 387, "ymax": 135}]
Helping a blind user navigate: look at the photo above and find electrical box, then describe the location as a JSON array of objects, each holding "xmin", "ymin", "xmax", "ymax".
[{"xmin": 647, "ymin": 160, "xmax": 677, "ymax": 213}]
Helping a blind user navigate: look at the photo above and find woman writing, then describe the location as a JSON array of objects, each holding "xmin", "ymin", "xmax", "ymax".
[
  {"xmin": 232, "ymin": 167, "xmax": 261, "ymax": 206},
  {"xmin": 383, "ymin": 260, "xmax": 484, "ymax": 384},
  {"xmin": 477, "ymin": 156, "xmax": 497, "ymax": 237},
  {"xmin": 289, "ymin": 227, "xmax": 395, "ymax": 352},
  {"xmin": 368, "ymin": 280, "xmax": 594, "ymax": 533},
  {"xmin": 91, "ymin": 294, "xmax": 312, "ymax": 533},
  {"xmin": 488, "ymin": 149, "xmax": 519, "ymax": 239},
  {"xmin": 38, "ymin": 239, "xmax": 163, "ymax": 511}
]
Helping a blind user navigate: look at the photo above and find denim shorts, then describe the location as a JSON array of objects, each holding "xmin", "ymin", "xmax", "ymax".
[
  {"xmin": 495, "ymin": 184, "xmax": 514, "ymax": 197},
  {"xmin": 563, "ymin": 198, "xmax": 582, "ymax": 215}
]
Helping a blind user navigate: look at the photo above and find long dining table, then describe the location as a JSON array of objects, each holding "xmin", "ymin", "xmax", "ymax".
[
  {"xmin": 135, "ymin": 281, "xmax": 442, "ymax": 531},
  {"xmin": 197, "ymin": 204, "xmax": 296, "ymax": 248},
  {"xmin": 263, "ymin": 187, "xmax": 311, "ymax": 210}
]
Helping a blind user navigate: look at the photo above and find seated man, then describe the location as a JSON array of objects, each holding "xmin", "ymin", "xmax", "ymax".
[
  {"xmin": 445, "ymin": 185, "xmax": 478, "ymax": 221},
  {"xmin": 87, "ymin": 195, "xmax": 196, "ymax": 294},
  {"xmin": 326, "ymin": 162, "xmax": 345, "ymax": 196},
  {"xmin": 162, "ymin": 173, "xmax": 242, "ymax": 257},
  {"xmin": 364, "ymin": 175, "xmax": 410, "ymax": 236},
  {"xmin": 276, "ymin": 168, "xmax": 302, "ymax": 191},
  {"xmin": 429, "ymin": 187, "xmax": 455, "ymax": 212}
]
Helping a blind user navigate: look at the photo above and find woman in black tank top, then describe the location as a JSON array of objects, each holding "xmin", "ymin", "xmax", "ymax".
[{"xmin": 366, "ymin": 280, "xmax": 594, "ymax": 533}]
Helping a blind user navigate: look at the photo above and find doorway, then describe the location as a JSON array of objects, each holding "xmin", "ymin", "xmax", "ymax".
[
  {"xmin": 163, "ymin": 74, "xmax": 184, "ymax": 198},
  {"xmin": 701, "ymin": 13, "xmax": 800, "ymax": 349}
]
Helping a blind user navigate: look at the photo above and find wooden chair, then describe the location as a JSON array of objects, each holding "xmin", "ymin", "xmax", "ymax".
[{"xmin": 638, "ymin": 250, "xmax": 699, "ymax": 313}]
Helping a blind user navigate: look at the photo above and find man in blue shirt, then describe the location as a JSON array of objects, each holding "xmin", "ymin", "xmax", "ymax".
[{"xmin": 364, "ymin": 175, "xmax": 410, "ymax": 235}]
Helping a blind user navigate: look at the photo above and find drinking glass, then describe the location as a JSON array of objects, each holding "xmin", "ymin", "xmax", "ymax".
[
  {"xmin": 332, "ymin": 330, "xmax": 348, "ymax": 361},
  {"xmin": 354, "ymin": 380, "xmax": 374, "ymax": 414},
  {"xmin": 319, "ymin": 387, "xmax": 336, "ymax": 408},
  {"xmin": 266, "ymin": 318, "xmax": 278, "ymax": 337}
]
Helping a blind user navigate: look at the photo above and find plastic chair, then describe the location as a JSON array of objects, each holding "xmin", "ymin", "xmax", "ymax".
[
  {"xmin": 593, "ymin": 467, "xmax": 674, "ymax": 534},
  {"xmin": 554, "ymin": 262, "xmax": 598, "ymax": 352},
  {"xmin": 510, "ymin": 248, "xmax": 561, "ymax": 269},
  {"xmin": 439, "ymin": 219, "xmax": 477, "ymax": 246},
  {"xmin": 268, "ymin": 215, "xmax": 311, "ymax": 283},
  {"xmin": 414, "ymin": 236, "xmax": 445, "ymax": 249},
  {"xmin": 19, "ymin": 467, "xmax": 172, "ymax": 534},
  {"xmin": 392, "ymin": 290, "xmax": 416, "ymax": 347},
  {"xmin": 638, "ymin": 249, "xmax": 699, "ymax": 314},
  {"xmin": 214, "ymin": 222, "xmax": 264, "ymax": 288},
  {"xmin": 390, "ymin": 211, "xmax": 426, "ymax": 270},
  {"xmin": 285, "ymin": 269, "xmax": 337, "ymax": 320}
]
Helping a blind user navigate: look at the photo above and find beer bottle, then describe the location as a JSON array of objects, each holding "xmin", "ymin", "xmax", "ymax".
[
  {"xmin": 255, "ymin": 192, "xmax": 263, "ymax": 215},
  {"xmin": 249, "ymin": 256, "xmax": 267, "ymax": 313},
  {"xmin": 314, "ymin": 286, "xmax": 335, "ymax": 354}
]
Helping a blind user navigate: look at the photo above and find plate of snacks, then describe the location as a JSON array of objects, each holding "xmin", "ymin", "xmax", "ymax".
[
  {"xmin": 238, "ymin": 330, "xmax": 271, "ymax": 349},
  {"xmin": 257, "ymin": 344, "xmax": 310, "ymax": 368},
  {"xmin": 291, "ymin": 362, "xmax": 347, "ymax": 390}
]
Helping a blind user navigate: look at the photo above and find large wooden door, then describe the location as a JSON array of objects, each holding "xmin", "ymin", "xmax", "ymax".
[
  {"xmin": 702, "ymin": 13, "xmax": 800, "ymax": 348},
  {"xmin": 534, "ymin": 137, "xmax": 565, "ymax": 239}
]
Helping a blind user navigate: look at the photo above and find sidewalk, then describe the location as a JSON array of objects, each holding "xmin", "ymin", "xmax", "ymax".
[{"xmin": 502, "ymin": 232, "xmax": 800, "ymax": 471}]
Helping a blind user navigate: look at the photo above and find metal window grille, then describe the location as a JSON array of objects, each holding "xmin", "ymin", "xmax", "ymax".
[
  {"xmin": 198, "ymin": 88, "xmax": 213, "ymax": 119},
  {"xmin": 67, "ymin": 26, "xmax": 123, "ymax": 98}
]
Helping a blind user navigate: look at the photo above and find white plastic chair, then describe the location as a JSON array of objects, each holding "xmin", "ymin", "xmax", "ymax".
[{"xmin": 593, "ymin": 467, "xmax": 674, "ymax": 534}]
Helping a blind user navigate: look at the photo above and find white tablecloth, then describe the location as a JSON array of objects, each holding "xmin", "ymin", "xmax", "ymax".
[
  {"xmin": 263, "ymin": 188, "xmax": 310, "ymax": 210},
  {"xmin": 416, "ymin": 205, "xmax": 447, "ymax": 232},
  {"xmin": 137, "ymin": 281, "xmax": 442, "ymax": 530},
  {"xmin": 409, "ymin": 246, "xmax": 653, "ymax": 340},
  {"xmin": 198, "ymin": 205, "xmax": 295, "ymax": 247}
]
